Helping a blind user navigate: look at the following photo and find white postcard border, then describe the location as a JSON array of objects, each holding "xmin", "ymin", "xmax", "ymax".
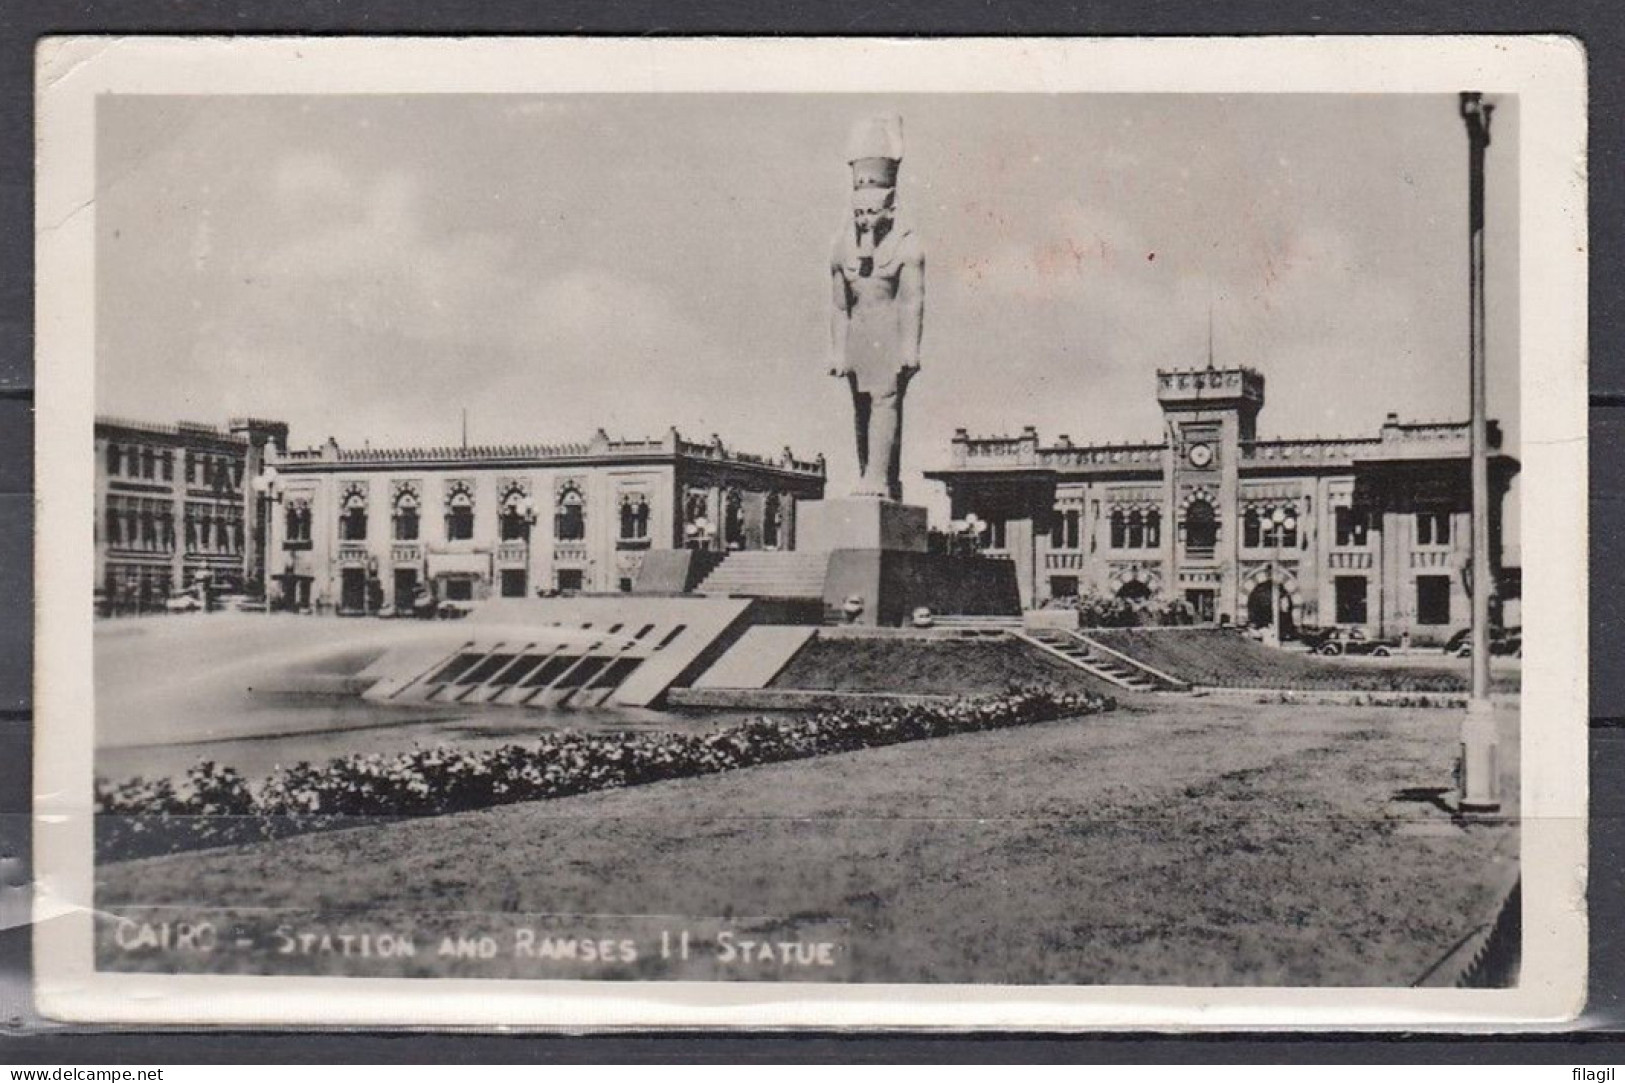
[{"xmin": 33, "ymin": 34, "xmax": 1589, "ymax": 1029}]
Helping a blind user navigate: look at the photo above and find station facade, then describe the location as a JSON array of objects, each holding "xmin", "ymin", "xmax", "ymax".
[
  {"xmin": 926, "ymin": 367, "xmax": 1518, "ymax": 642},
  {"xmin": 263, "ymin": 428, "xmax": 826, "ymax": 614}
]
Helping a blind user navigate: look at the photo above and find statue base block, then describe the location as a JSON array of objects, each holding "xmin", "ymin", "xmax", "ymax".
[{"xmin": 797, "ymin": 498, "xmax": 929, "ymax": 554}]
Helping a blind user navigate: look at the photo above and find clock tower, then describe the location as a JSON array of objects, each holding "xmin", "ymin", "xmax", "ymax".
[{"xmin": 1157, "ymin": 366, "xmax": 1265, "ymax": 624}]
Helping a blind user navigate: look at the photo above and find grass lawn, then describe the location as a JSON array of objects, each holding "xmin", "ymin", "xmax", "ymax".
[
  {"xmin": 772, "ymin": 636, "xmax": 1121, "ymax": 698},
  {"xmin": 1089, "ymin": 628, "xmax": 1521, "ymax": 693},
  {"xmin": 96, "ymin": 696, "xmax": 1518, "ymax": 986}
]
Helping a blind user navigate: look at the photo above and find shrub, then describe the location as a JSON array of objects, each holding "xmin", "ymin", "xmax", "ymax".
[
  {"xmin": 97, "ymin": 687, "xmax": 1113, "ymax": 859},
  {"xmin": 1041, "ymin": 590, "xmax": 1195, "ymax": 628}
]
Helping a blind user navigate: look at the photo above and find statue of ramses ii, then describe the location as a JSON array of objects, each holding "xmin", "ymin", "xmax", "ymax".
[{"xmin": 828, "ymin": 114, "xmax": 925, "ymax": 503}]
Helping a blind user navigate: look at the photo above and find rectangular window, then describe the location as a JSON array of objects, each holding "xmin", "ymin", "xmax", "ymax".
[
  {"xmin": 1050, "ymin": 509, "xmax": 1081, "ymax": 550},
  {"xmin": 1416, "ymin": 575, "xmax": 1451, "ymax": 625},
  {"xmin": 555, "ymin": 568, "xmax": 584, "ymax": 592},
  {"xmin": 1243, "ymin": 513, "xmax": 1261, "ymax": 548},
  {"xmin": 1049, "ymin": 575, "xmax": 1079, "ymax": 600},
  {"xmin": 443, "ymin": 577, "xmax": 474, "ymax": 602},
  {"xmin": 161, "ymin": 452, "xmax": 174, "ymax": 481},
  {"xmin": 394, "ymin": 510, "xmax": 420, "ymax": 541},
  {"xmin": 1109, "ymin": 513, "xmax": 1125, "ymax": 549},
  {"xmin": 1335, "ymin": 507, "xmax": 1370, "ymax": 547},
  {"xmin": 1335, "ymin": 576, "xmax": 1369, "ymax": 624},
  {"xmin": 501, "ymin": 569, "xmax": 528, "ymax": 598},
  {"xmin": 1416, "ymin": 511, "xmax": 1451, "ymax": 546}
]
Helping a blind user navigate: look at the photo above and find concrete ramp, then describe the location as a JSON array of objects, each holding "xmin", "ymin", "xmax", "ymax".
[
  {"xmin": 691, "ymin": 626, "xmax": 817, "ymax": 690},
  {"xmin": 359, "ymin": 596, "xmax": 755, "ymax": 709}
]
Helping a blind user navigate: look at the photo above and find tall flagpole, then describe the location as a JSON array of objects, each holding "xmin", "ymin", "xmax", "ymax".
[{"xmin": 1459, "ymin": 91, "xmax": 1499, "ymax": 813}]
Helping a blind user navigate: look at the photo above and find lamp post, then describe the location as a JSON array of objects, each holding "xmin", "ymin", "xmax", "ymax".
[
  {"xmin": 949, "ymin": 513, "xmax": 984, "ymax": 556},
  {"xmin": 1267, "ymin": 506, "xmax": 1297, "ymax": 648},
  {"xmin": 250, "ymin": 465, "xmax": 284, "ymax": 614},
  {"xmin": 1459, "ymin": 91, "xmax": 1500, "ymax": 813},
  {"xmin": 685, "ymin": 515, "xmax": 713, "ymax": 551}
]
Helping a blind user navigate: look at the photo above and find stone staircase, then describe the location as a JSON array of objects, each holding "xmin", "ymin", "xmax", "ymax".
[
  {"xmin": 929, "ymin": 614, "xmax": 1025, "ymax": 638},
  {"xmin": 694, "ymin": 550, "xmax": 832, "ymax": 599},
  {"xmin": 1018, "ymin": 628, "xmax": 1188, "ymax": 692}
]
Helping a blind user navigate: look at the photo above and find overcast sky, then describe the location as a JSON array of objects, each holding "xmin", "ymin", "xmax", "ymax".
[{"xmin": 96, "ymin": 92, "xmax": 1519, "ymax": 525}]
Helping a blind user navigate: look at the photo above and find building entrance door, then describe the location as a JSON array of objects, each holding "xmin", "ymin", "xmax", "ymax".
[
  {"xmin": 1247, "ymin": 581, "xmax": 1296, "ymax": 638},
  {"xmin": 340, "ymin": 568, "xmax": 367, "ymax": 613},
  {"xmin": 393, "ymin": 568, "xmax": 418, "ymax": 611},
  {"xmin": 1185, "ymin": 588, "xmax": 1215, "ymax": 623}
]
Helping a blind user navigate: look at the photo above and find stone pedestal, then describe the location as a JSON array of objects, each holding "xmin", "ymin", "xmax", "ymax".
[{"xmin": 796, "ymin": 497, "xmax": 928, "ymax": 554}]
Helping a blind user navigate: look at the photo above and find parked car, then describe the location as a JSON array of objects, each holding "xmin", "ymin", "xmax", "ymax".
[
  {"xmin": 1311, "ymin": 627, "xmax": 1401, "ymax": 657},
  {"xmin": 1444, "ymin": 626, "xmax": 1522, "ymax": 658},
  {"xmin": 163, "ymin": 590, "xmax": 203, "ymax": 614},
  {"xmin": 910, "ymin": 607, "xmax": 935, "ymax": 629}
]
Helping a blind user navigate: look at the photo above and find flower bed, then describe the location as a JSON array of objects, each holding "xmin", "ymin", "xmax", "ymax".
[{"xmin": 96, "ymin": 687, "xmax": 1112, "ymax": 860}]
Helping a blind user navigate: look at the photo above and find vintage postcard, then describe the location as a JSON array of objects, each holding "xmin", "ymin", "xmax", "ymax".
[{"xmin": 32, "ymin": 36, "xmax": 1587, "ymax": 1028}]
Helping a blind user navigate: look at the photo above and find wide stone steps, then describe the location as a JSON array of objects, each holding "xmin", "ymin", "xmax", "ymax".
[
  {"xmin": 695, "ymin": 551, "xmax": 831, "ymax": 599},
  {"xmin": 927, "ymin": 614, "xmax": 1025, "ymax": 638},
  {"xmin": 1018, "ymin": 629, "xmax": 1165, "ymax": 692}
]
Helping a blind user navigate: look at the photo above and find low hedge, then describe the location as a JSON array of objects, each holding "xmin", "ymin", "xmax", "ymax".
[{"xmin": 96, "ymin": 687, "xmax": 1112, "ymax": 860}]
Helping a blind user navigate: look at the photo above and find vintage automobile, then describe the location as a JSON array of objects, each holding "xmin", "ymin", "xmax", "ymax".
[
  {"xmin": 1443, "ymin": 626, "xmax": 1522, "ymax": 658},
  {"xmin": 163, "ymin": 589, "xmax": 203, "ymax": 614},
  {"xmin": 1308, "ymin": 627, "xmax": 1402, "ymax": 657}
]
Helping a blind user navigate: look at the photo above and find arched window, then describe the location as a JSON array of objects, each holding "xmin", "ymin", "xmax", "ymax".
[
  {"xmin": 1126, "ymin": 510, "xmax": 1145, "ymax": 549},
  {"xmin": 339, "ymin": 489, "xmax": 368, "ymax": 542},
  {"xmin": 499, "ymin": 486, "xmax": 533, "ymax": 542},
  {"xmin": 1184, "ymin": 499, "xmax": 1218, "ymax": 557},
  {"xmin": 1109, "ymin": 510, "xmax": 1126, "ymax": 549},
  {"xmin": 554, "ymin": 484, "xmax": 585, "ymax": 541},
  {"xmin": 619, "ymin": 492, "xmax": 650, "ymax": 543},
  {"xmin": 394, "ymin": 493, "xmax": 420, "ymax": 541},
  {"xmin": 444, "ymin": 483, "xmax": 475, "ymax": 542},
  {"xmin": 1243, "ymin": 508, "xmax": 1262, "ymax": 548},
  {"xmin": 1118, "ymin": 580, "xmax": 1153, "ymax": 604},
  {"xmin": 1145, "ymin": 510, "xmax": 1162, "ymax": 548}
]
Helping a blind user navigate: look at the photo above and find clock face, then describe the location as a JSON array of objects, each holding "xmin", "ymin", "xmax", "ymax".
[{"xmin": 1187, "ymin": 442, "xmax": 1214, "ymax": 468}]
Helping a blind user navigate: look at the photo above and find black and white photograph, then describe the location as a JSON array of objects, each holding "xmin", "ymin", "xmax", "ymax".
[{"xmin": 32, "ymin": 37, "xmax": 1588, "ymax": 1028}]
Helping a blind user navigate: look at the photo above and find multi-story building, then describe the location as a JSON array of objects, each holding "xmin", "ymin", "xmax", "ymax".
[
  {"xmin": 94, "ymin": 416, "xmax": 287, "ymax": 612},
  {"xmin": 926, "ymin": 366, "xmax": 1518, "ymax": 642},
  {"xmin": 264, "ymin": 428, "xmax": 826, "ymax": 614}
]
